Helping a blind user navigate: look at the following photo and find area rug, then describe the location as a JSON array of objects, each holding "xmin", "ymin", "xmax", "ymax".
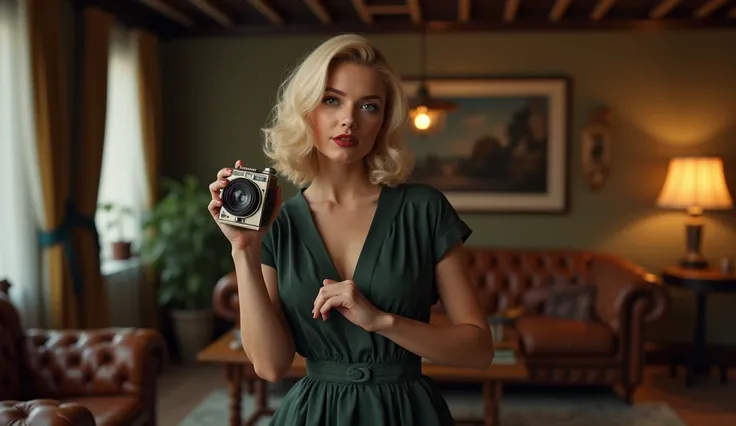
[{"xmin": 179, "ymin": 387, "xmax": 687, "ymax": 426}]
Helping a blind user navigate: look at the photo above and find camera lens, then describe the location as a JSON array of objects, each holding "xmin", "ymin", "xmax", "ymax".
[{"xmin": 222, "ymin": 179, "xmax": 261, "ymax": 217}]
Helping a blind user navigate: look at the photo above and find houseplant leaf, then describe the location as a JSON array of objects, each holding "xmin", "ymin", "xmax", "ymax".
[{"xmin": 140, "ymin": 174, "xmax": 231, "ymax": 311}]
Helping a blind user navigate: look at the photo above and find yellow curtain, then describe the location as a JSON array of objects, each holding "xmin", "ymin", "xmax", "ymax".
[
  {"xmin": 28, "ymin": 1, "xmax": 113, "ymax": 328},
  {"xmin": 136, "ymin": 29, "xmax": 162, "ymax": 329},
  {"xmin": 71, "ymin": 6, "xmax": 113, "ymax": 328},
  {"xmin": 27, "ymin": 0, "xmax": 75, "ymax": 329}
]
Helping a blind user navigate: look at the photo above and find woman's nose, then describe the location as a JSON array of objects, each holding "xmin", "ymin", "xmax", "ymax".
[{"xmin": 341, "ymin": 111, "xmax": 356, "ymax": 129}]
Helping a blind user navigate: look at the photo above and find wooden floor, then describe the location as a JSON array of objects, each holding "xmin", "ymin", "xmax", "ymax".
[{"xmin": 157, "ymin": 362, "xmax": 736, "ymax": 426}]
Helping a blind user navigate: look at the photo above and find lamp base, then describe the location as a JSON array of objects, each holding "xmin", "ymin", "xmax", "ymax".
[{"xmin": 680, "ymin": 217, "xmax": 709, "ymax": 270}]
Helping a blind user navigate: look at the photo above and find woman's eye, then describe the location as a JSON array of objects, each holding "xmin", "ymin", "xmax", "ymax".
[
  {"xmin": 323, "ymin": 96, "xmax": 339, "ymax": 106},
  {"xmin": 361, "ymin": 103, "xmax": 379, "ymax": 112}
]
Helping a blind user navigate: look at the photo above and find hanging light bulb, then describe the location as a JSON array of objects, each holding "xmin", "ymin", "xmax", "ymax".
[
  {"xmin": 407, "ymin": 27, "xmax": 458, "ymax": 134},
  {"xmin": 412, "ymin": 106, "xmax": 432, "ymax": 130},
  {"xmin": 408, "ymin": 84, "xmax": 456, "ymax": 134}
]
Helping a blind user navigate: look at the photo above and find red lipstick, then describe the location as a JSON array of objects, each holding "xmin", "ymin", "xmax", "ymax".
[{"xmin": 332, "ymin": 134, "xmax": 358, "ymax": 148}]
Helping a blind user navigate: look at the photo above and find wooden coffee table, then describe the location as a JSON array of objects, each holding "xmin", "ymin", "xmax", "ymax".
[{"xmin": 197, "ymin": 317, "xmax": 527, "ymax": 426}]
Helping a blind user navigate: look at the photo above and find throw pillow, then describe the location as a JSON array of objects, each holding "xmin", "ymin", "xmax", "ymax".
[{"xmin": 543, "ymin": 282, "xmax": 596, "ymax": 322}]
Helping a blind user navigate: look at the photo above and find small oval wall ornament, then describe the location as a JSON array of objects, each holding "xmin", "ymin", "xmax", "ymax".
[{"xmin": 581, "ymin": 106, "xmax": 613, "ymax": 191}]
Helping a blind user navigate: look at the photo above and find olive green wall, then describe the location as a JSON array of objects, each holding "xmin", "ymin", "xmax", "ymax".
[{"xmin": 160, "ymin": 30, "xmax": 736, "ymax": 344}]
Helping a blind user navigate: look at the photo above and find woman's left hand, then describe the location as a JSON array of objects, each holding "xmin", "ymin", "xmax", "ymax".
[{"xmin": 312, "ymin": 279, "xmax": 391, "ymax": 332}]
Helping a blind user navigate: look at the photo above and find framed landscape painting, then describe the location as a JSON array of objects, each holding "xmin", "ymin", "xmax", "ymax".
[{"xmin": 402, "ymin": 77, "xmax": 571, "ymax": 213}]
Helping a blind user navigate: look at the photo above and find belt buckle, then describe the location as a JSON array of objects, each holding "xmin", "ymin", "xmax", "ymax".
[{"xmin": 345, "ymin": 364, "xmax": 372, "ymax": 383}]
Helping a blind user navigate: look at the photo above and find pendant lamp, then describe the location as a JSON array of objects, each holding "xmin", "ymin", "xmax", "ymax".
[{"xmin": 407, "ymin": 27, "xmax": 457, "ymax": 134}]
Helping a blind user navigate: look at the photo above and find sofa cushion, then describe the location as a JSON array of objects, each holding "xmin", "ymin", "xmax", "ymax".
[
  {"xmin": 516, "ymin": 315, "xmax": 615, "ymax": 356},
  {"xmin": 62, "ymin": 396, "xmax": 143, "ymax": 426}
]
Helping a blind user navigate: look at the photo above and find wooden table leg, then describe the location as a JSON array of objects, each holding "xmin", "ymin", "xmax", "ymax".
[
  {"xmin": 483, "ymin": 381, "xmax": 502, "ymax": 426},
  {"xmin": 243, "ymin": 378, "xmax": 275, "ymax": 426},
  {"xmin": 452, "ymin": 381, "xmax": 503, "ymax": 426},
  {"xmin": 244, "ymin": 379, "xmax": 275, "ymax": 426},
  {"xmin": 225, "ymin": 364, "xmax": 243, "ymax": 426},
  {"xmin": 220, "ymin": 363, "xmax": 277, "ymax": 426}
]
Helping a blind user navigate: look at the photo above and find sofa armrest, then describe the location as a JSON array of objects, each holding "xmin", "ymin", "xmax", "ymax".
[
  {"xmin": 589, "ymin": 254, "xmax": 670, "ymax": 388},
  {"xmin": 0, "ymin": 400, "xmax": 95, "ymax": 426},
  {"xmin": 213, "ymin": 272, "xmax": 240, "ymax": 323},
  {"xmin": 23, "ymin": 328, "xmax": 166, "ymax": 400},
  {"xmin": 590, "ymin": 254, "xmax": 669, "ymax": 334}
]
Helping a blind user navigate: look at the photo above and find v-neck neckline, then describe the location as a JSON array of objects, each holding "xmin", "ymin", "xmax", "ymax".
[{"xmin": 293, "ymin": 184, "xmax": 403, "ymax": 288}]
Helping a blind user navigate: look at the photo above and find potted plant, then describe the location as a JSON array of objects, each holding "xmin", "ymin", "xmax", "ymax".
[
  {"xmin": 140, "ymin": 175, "xmax": 233, "ymax": 362},
  {"xmin": 98, "ymin": 201, "xmax": 135, "ymax": 260}
]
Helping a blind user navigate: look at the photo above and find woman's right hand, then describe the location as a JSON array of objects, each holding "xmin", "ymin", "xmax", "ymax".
[{"xmin": 208, "ymin": 159, "xmax": 282, "ymax": 251}]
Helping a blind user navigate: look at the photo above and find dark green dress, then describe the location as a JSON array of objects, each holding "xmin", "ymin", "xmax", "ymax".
[{"xmin": 261, "ymin": 183, "xmax": 472, "ymax": 426}]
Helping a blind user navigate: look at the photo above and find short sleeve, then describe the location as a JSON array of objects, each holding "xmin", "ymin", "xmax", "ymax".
[
  {"xmin": 431, "ymin": 188, "xmax": 472, "ymax": 264},
  {"xmin": 261, "ymin": 235, "xmax": 276, "ymax": 268},
  {"xmin": 260, "ymin": 217, "xmax": 279, "ymax": 269}
]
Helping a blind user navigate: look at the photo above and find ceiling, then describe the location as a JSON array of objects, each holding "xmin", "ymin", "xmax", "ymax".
[{"xmin": 81, "ymin": 0, "xmax": 736, "ymax": 38}]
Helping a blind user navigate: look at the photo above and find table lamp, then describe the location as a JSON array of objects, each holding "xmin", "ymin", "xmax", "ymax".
[{"xmin": 656, "ymin": 157, "xmax": 733, "ymax": 269}]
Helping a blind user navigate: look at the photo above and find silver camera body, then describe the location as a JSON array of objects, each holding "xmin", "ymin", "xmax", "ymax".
[{"xmin": 218, "ymin": 166, "xmax": 278, "ymax": 231}]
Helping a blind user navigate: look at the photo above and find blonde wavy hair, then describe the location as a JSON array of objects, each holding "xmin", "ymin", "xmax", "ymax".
[{"xmin": 262, "ymin": 33, "xmax": 413, "ymax": 187}]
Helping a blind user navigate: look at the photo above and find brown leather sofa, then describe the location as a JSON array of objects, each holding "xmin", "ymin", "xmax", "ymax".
[
  {"xmin": 0, "ymin": 280, "xmax": 167, "ymax": 426},
  {"xmin": 212, "ymin": 248, "xmax": 669, "ymax": 403}
]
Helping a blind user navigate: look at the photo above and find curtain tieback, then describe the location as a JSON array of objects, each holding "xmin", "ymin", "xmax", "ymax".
[{"xmin": 38, "ymin": 200, "xmax": 101, "ymax": 297}]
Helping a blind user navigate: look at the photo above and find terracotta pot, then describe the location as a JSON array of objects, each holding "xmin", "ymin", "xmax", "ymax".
[
  {"xmin": 111, "ymin": 241, "xmax": 132, "ymax": 260},
  {"xmin": 171, "ymin": 309, "xmax": 213, "ymax": 362}
]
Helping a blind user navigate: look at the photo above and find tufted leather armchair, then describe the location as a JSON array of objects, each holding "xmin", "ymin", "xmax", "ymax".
[
  {"xmin": 0, "ymin": 280, "xmax": 167, "ymax": 425},
  {"xmin": 212, "ymin": 247, "xmax": 669, "ymax": 404}
]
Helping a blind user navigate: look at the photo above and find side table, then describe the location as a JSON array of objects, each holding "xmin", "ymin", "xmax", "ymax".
[{"xmin": 661, "ymin": 265, "xmax": 736, "ymax": 387}]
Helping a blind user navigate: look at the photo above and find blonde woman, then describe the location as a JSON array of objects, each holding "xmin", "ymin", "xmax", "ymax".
[{"xmin": 208, "ymin": 33, "xmax": 493, "ymax": 425}]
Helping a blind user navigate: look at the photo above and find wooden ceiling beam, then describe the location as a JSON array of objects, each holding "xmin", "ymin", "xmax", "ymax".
[
  {"xmin": 187, "ymin": 0, "xmax": 231, "ymax": 26},
  {"xmin": 350, "ymin": 0, "xmax": 372, "ymax": 24},
  {"xmin": 137, "ymin": 0, "xmax": 193, "ymax": 26},
  {"xmin": 694, "ymin": 0, "xmax": 727, "ymax": 18},
  {"xmin": 246, "ymin": 0, "xmax": 284, "ymax": 25},
  {"xmin": 303, "ymin": 0, "xmax": 332, "ymax": 24},
  {"xmin": 368, "ymin": 5, "xmax": 409, "ymax": 15},
  {"xmin": 590, "ymin": 0, "xmax": 616, "ymax": 21},
  {"xmin": 406, "ymin": 0, "xmax": 422, "ymax": 24},
  {"xmin": 351, "ymin": 1, "xmax": 421, "ymax": 25},
  {"xmin": 649, "ymin": 0, "xmax": 681, "ymax": 19},
  {"xmin": 504, "ymin": 0, "xmax": 520, "ymax": 22},
  {"xmin": 550, "ymin": 0, "xmax": 572, "ymax": 22},
  {"xmin": 458, "ymin": 0, "xmax": 471, "ymax": 23}
]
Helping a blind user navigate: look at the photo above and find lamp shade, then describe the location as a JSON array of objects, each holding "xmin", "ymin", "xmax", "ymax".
[{"xmin": 656, "ymin": 157, "xmax": 733, "ymax": 210}]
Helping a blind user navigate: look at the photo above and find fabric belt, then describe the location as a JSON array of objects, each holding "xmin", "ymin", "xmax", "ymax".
[{"xmin": 306, "ymin": 359, "xmax": 422, "ymax": 384}]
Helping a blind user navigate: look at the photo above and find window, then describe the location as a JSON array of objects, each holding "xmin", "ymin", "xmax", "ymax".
[
  {"xmin": 96, "ymin": 23, "xmax": 149, "ymax": 264},
  {"xmin": 0, "ymin": 0, "xmax": 16, "ymax": 282}
]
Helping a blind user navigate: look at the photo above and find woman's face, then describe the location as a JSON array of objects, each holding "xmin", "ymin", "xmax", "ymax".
[{"xmin": 309, "ymin": 61, "xmax": 387, "ymax": 166}]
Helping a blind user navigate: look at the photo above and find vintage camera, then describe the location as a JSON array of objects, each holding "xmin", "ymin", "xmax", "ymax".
[{"xmin": 218, "ymin": 166, "xmax": 278, "ymax": 231}]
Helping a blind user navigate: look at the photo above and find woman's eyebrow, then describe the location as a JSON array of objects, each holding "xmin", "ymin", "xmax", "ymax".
[{"xmin": 325, "ymin": 87, "xmax": 383, "ymax": 102}]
